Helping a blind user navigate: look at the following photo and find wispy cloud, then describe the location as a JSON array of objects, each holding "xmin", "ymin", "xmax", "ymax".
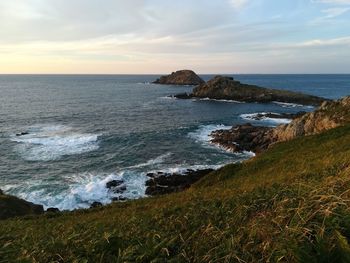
[
  {"xmin": 229, "ymin": 0, "xmax": 249, "ymax": 9},
  {"xmin": 322, "ymin": 7, "xmax": 350, "ymax": 17},
  {"xmin": 311, "ymin": 0, "xmax": 350, "ymax": 5}
]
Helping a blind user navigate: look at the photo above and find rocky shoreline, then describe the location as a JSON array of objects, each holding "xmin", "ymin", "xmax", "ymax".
[
  {"xmin": 210, "ymin": 96, "xmax": 350, "ymax": 154},
  {"xmin": 2, "ymin": 96, "xmax": 349, "ymax": 220},
  {"xmin": 172, "ymin": 75, "xmax": 326, "ymax": 106}
]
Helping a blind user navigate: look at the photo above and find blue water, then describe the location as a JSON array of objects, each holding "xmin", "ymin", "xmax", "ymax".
[{"xmin": 0, "ymin": 74, "xmax": 349, "ymax": 210}]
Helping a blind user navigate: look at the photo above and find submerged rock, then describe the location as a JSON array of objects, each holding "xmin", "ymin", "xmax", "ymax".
[
  {"xmin": 0, "ymin": 192, "xmax": 44, "ymax": 220},
  {"xmin": 145, "ymin": 169, "xmax": 214, "ymax": 196},
  {"xmin": 16, "ymin": 132, "xmax": 29, "ymax": 136},
  {"xmin": 153, "ymin": 70, "xmax": 204, "ymax": 85},
  {"xmin": 190, "ymin": 75, "xmax": 325, "ymax": 106},
  {"xmin": 172, "ymin": 93, "xmax": 192, "ymax": 99}
]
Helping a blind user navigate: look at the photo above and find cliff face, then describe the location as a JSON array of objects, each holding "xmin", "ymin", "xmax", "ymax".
[
  {"xmin": 153, "ymin": 70, "xmax": 204, "ymax": 85},
  {"xmin": 272, "ymin": 96, "xmax": 350, "ymax": 141},
  {"xmin": 192, "ymin": 75, "xmax": 325, "ymax": 106}
]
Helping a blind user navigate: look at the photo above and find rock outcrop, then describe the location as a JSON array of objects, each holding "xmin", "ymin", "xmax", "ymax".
[
  {"xmin": 272, "ymin": 96, "xmax": 350, "ymax": 141},
  {"xmin": 145, "ymin": 169, "xmax": 214, "ymax": 196},
  {"xmin": 211, "ymin": 124, "xmax": 274, "ymax": 153},
  {"xmin": 0, "ymin": 190, "xmax": 44, "ymax": 220},
  {"xmin": 153, "ymin": 70, "xmax": 204, "ymax": 85},
  {"xmin": 190, "ymin": 75, "xmax": 326, "ymax": 106},
  {"xmin": 210, "ymin": 96, "xmax": 350, "ymax": 154}
]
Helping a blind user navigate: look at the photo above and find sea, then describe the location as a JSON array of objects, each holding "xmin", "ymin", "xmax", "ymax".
[{"xmin": 0, "ymin": 74, "xmax": 349, "ymax": 210}]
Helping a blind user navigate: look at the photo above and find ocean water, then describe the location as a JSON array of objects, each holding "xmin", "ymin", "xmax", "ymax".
[{"xmin": 0, "ymin": 74, "xmax": 349, "ymax": 210}]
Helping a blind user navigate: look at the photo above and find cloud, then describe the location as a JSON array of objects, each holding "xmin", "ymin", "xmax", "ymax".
[
  {"xmin": 0, "ymin": 0, "xmax": 349, "ymax": 73},
  {"xmin": 312, "ymin": 0, "xmax": 350, "ymax": 4},
  {"xmin": 322, "ymin": 7, "xmax": 350, "ymax": 17},
  {"xmin": 229, "ymin": 0, "xmax": 249, "ymax": 9}
]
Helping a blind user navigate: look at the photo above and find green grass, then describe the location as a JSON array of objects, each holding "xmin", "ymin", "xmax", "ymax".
[{"xmin": 1, "ymin": 125, "xmax": 350, "ymax": 262}]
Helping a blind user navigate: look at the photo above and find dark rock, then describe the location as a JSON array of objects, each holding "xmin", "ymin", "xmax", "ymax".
[
  {"xmin": 153, "ymin": 70, "xmax": 205, "ymax": 85},
  {"xmin": 145, "ymin": 169, "xmax": 214, "ymax": 196},
  {"xmin": 106, "ymin": 180, "xmax": 124, "ymax": 189},
  {"xmin": 146, "ymin": 173, "xmax": 156, "ymax": 178},
  {"xmin": 190, "ymin": 75, "xmax": 326, "ymax": 106},
  {"xmin": 210, "ymin": 124, "xmax": 274, "ymax": 154},
  {"xmin": 106, "ymin": 180, "xmax": 127, "ymax": 194},
  {"xmin": 46, "ymin": 207, "xmax": 60, "ymax": 213},
  {"xmin": 0, "ymin": 194, "xmax": 44, "ymax": 220},
  {"xmin": 173, "ymin": 93, "xmax": 192, "ymax": 99},
  {"xmin": 0, "ymin": 189, "xmax": 3, "ymax": 195},
  {"xmin": 90, "ymin": 202, "xmax": 103, "ymax": 208},
  {"xmin": 16, "ymin": 132, "xmax": 29, "ymax": 136}
]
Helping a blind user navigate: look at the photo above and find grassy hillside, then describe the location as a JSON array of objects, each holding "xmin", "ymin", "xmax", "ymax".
[{"xmin": 1, "ymin": 125, "xmax": 350, "ymax": 262}]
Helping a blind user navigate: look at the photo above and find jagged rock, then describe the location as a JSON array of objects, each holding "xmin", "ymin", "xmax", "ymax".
[
  {"xmin": 106, "ymin": 180, "xmax": 126, "ymax": 194},
  {"xmin": 211, "ymin": 124, "xmax": 274, "ymax": 153},
  {"xmin": 145, "ymin": 169, "xmax": 214, "ymax": 196},
  {"xmin": 272, "ymin": 96, "xmax": 350, "ymax": 141},
  {"xmin": 190, "ymin": 75, "xmax": 325, "ymax": 106},
  {"xmin": 46, "ymin": 207, "xmax": 60, "ymax": 213},
  {"xmin": 0, "ymin": 193, "xmax": 44, "ymax": 220},
  {"xmin": 153, "ymin": 70, "xmax": 204, "ymax": 85}
]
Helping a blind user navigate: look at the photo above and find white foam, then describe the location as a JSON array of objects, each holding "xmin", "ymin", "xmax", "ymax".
[
  {"xmin": 9, "ymin": 171, "xmax": 147, "ymax": 211},
  {"xmin": 240, "ymin": 112, "xmax": 292, "ymax": 125},
  {"xmin": 273, "ymin": 101, "xmax": 314, "ymax": 109},
  {"xmin": 193, "ymin": 97, "xmax": 245, "ymax": 103},
  {"xmin": 188, "ymin": 124, "xmax": 232, "ymax": 145},
  {"xmin": 11, "ymin": 124, "xmax": 100, "ymax": 161},
  {"xmin": 127, "ymin": 152, "xmax": 173, "ymax": 169},
  {"xmin": 189, "ymin": 124, "xmax": 257, "ymax": 157}
]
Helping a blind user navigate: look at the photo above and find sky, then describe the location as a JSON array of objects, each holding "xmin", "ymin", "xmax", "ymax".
[{"xmin": 0, "ymin": 0, "xmax": 349, "ymax": 74}]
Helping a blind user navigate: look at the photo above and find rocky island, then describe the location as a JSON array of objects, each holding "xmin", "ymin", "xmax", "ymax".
[
  {"xmin": 175, "ymin": 75, "xmax": 326, "ymax": 106},
  {"xmin": 153, "ymin": 69, "xmax": 204, "ymax": 85}
]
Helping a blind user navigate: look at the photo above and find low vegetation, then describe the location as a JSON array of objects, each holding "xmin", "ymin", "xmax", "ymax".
[{"xmin": 1, "ymin": 123, "xmax": 350, "ymax": 262}]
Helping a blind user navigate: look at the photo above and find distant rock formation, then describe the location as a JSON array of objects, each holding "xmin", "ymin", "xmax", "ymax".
[
  {"xmin": 0, "ymin": 190, "xmax": 44, "ymax": 220},
  {"xmin": 211, "ymin": 96, "xmax": 350, "ymax": 154},
  {"xmin": 153, "ymin": 70, "xmax": 204, "ymax": 85},
  {"xmin": 187, "ymin": 75, "xmax": 326, "ymax": 106}
]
